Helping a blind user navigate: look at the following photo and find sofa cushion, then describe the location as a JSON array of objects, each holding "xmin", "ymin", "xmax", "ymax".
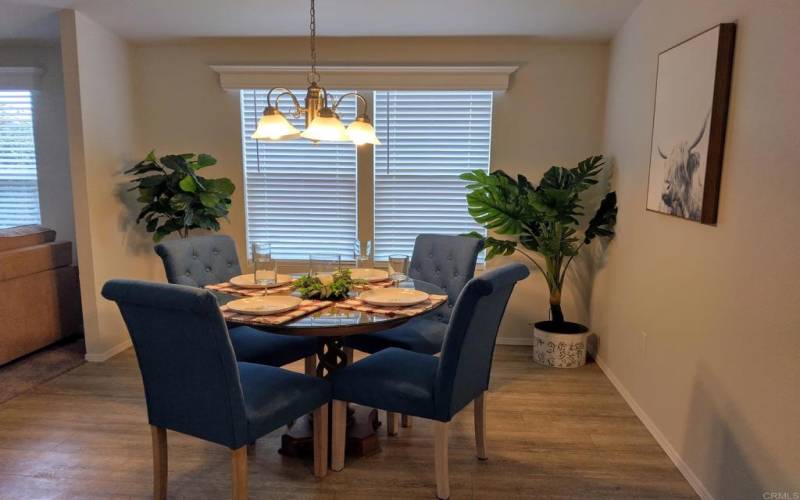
[
  {"xmin": 0, "ymin": 225, "xmax": 56, "ymax": 252},
  {"xmin": 0, "ymin": 241, "xmax": 72, "ymax": 281}
]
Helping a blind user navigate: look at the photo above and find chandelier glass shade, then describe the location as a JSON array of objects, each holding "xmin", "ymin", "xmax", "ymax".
[{"xmin": 251, "ymin": 0, "xmax": 379, "ymax": 146}]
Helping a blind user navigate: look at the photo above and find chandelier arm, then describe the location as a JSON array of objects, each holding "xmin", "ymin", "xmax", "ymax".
[
  {"xmin": 331, "ymin": 92, "xmax": 369, "ymax": 117},
  {"xmin": 274, "ymin": 90, "xmax": 305, "ymax": 115},
  {"xmin": 266, "ymin": 87, "xmax": 292, "ymax": 107}
]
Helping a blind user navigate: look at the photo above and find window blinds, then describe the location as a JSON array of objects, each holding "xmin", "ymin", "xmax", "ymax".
[
  {"xmin": 240, "ymin": 89, "xmax": 357, "ymax": 260},
  {"xmin": 373, "ymin": 91, "xmax": 492, "ymax": 259},
  {"xmin": 0, "ymin": 90, "xmax": 40, "ymax": 229}
]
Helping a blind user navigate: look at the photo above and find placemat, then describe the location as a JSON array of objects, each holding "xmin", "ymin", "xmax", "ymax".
[
  {"xmin": 205, "ymin": 282, "xmax": 294, "ymax": 297},
  {"xmin": 220, "ymin": 299, "xmax": 332, "ymax": 326},
  {"xmin": 352, "ymin": 279, "xmax": 396, "ymax": 290},
  {"xmin": 336, "ymin": 294, "xmax": 447, "ymax": 317}
]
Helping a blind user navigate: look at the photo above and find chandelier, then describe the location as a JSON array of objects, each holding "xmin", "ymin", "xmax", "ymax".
[{"xmin": 251, "ymin": 0, "xmax": 380, "ymax": 145}]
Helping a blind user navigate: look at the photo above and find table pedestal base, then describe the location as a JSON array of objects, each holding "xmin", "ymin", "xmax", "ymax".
[
  {"xmin": 279, "ymin": 404, "xmax": 381, "ymax": 458},
  {"xmin": 280, "ymin": 337, "xmax": 381, "ymax": 458}
]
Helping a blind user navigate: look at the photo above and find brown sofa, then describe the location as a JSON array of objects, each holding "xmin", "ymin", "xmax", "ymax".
[{"xmin": 0, "ymin": 225, "xmax": 82, "ymax": 365}]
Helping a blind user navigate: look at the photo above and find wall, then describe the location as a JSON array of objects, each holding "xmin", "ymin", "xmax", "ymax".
[
  {"xmin": 60, "ymin": 10, "xmax": 157, "ymax": 360},
  {"xmin": 0, "ymin": 42, "xmax": 75, "ymax": 261},
  {"xmin": 132, "ymin": 36, "xmax": 609, "ymax": 343},
  {"xmin": 592, "ymin": 1, "xmax": 800, "ymax": 498}
]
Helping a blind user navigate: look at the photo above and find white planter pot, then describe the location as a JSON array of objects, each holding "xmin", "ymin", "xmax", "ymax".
[{"xmin": 533, "ymin": 321, "xmax": 589, "ymax": 368}]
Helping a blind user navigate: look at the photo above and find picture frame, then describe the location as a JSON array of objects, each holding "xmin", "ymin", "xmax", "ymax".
[{"xmin": 646, "ymin": 23, "xmax": 736, "ymax": 225}]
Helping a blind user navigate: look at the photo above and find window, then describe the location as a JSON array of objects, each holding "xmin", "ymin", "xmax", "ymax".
[
  {"xmin": 240, "ymin": 89, "xmax": 357, "ymax": 259},
  {"xmin": 0, "ymin": 90, "xmax": 40, "ymax": 229},
  {"xmin": 373, "ymin": 91, "xmax": 492, "ymax": 259},
  {"xmin": 239, "ymin": 89, "xmax": 493, "ymax": 261}
]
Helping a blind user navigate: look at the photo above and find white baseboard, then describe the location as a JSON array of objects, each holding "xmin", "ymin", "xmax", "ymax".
[
  {"xmin": 496, "ymin": 336, "xmax": 532, "ymax": 346},
  {"xmin": 84, "ymin": 339, "xmax": 132, "ymax": 362},
  {"xmin": 593, "ymin": 355, "xmax": 713, "ymax": 500}
]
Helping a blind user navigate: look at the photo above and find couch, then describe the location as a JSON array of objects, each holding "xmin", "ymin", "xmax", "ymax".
[{"xmin": 0, "ymin": 225, "xmax": 82, "ymax": 365}]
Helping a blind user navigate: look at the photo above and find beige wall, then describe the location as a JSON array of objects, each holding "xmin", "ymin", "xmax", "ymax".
[
  {"xmin": 60, "ymin": 10, "xmax": 158, "ymax": 360},
  {"xmin": 132, "ymin": 36, "xmax": 609, "ymax": 343},
  {"xmin": 592, "ymin": 1, "xmax": 800, "ymax": 498},
  {"xmin": 0, "ymin": 43, "xmax": 75, "ymax": 261}
]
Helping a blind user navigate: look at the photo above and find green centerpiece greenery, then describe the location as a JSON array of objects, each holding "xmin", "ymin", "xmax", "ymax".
[
  {"xmin": 126, "ymin": 151, "xmax": 235, "ymax": 242},
  {"xmin": 293, "ymin": 269, "xmax": 364, "ymax": 301},
  {"xmin": 460, "ymin": 155, "xmax": 618, "ymax": 327}
]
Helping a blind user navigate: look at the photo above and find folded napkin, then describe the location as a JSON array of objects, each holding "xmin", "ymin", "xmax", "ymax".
[
  {"xmin": 220, "ymin": 299, "xmax": 332, "ymax": 326},
  {"xmin": 205, "ymin": 281, "xmax": 294, "ymax": 297},
  {"xmin": 336, "ymin": 294, "xmax": 447, "ymax": 317}
]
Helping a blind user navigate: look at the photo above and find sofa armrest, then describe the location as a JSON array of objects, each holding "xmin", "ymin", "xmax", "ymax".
[{"xmin": 0, "ymin": 241, "xmax": 73, "ymax": 281}]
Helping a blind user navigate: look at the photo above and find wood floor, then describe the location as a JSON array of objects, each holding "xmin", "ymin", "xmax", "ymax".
[{"xmin": 0, "ymin": 346, "xmax": 697, "ymax": 499}]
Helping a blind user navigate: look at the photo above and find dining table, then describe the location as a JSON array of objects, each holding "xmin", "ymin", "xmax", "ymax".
[{"xmin": 208, "ymin": 276, "xmax": 447, "ymax": 459}]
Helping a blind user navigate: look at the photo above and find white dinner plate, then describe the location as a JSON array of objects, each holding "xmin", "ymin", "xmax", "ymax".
[
  {"xmin": 229, "ymin": 273, "xmax": 293, "ymax": 289},
  {"xmin": 226, "ymin": 296, "xmax": 302, "ymax": 316},
  {"xmin": 348, "ymin": 268, "xmax": 389, "ymax": 283},
  {"xmin": 359, "ymin": 288, "xmax": 430, "ymax": 307}
]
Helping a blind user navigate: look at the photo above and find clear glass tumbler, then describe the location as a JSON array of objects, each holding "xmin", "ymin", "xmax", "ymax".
[
  {"xmin": 388, "ymin": 254, "xmax": 409, "ymax": 283},
  {"xmin": 252, "ymin": 242, "xmax": 277, "ymax": 286},
  {"xmin": 354, "ymin": 239, "xmax": 373, "ymax": 268},
  {"xmin": 309, "ymin": 254, "xmax": 342, "ymax": 283}
]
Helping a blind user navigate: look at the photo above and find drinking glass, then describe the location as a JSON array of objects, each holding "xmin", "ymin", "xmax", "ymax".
[
  {"xmin": 252, "ymin": 242, "xmax": 277, "ymax": 286},
  {"xmin": 354, "ymin": 239, "xmax": 373, "ymax": 268},
  {"xmin": 388, "ymin": 254, "xmax": 409, "ymax": 283},
  {"xmin": 309, "ymin": 253, "xmax": 342, "ymax": 282}
]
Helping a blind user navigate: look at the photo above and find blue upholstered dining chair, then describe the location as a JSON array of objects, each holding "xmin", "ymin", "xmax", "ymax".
[
  {"xmin": 330, "ymin": 263, "xmax": 529, "ymax": 500},
  {"xmin": 346, "ymin": 234, "xmax": 483, "ymax": 356},
  {"xmin": 154, "ymin": 235, "xmax": 318, "ymax": 375},
  {"xmin": 102, "ymin": 279, "xmax": 331, "ymax": 500},
  {"xmin": 344, "ymin": 234, "xmax": 483, "ymax": 431}
]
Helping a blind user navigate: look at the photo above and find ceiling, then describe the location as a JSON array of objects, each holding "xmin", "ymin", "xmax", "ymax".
[{"xmin": 0, "ymin": 0, "xmax": 641, "ymax": 42}]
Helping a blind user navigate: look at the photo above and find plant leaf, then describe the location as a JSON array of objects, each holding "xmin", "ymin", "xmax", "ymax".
[
  {"xmin": 179, "ymin": 175, "xmax": 198, "ymax": 192},
  {"xmin": 584, "ymin": 191, "xmax": 618, "ymax": 244}
]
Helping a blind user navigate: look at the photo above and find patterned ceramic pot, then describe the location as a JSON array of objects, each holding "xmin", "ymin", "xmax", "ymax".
[{"xmin": 533, "ymin": 321, "xmax": 589, "ymax": 368}]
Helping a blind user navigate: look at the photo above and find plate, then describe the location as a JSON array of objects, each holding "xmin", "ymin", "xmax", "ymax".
[
  {"xmin": 348, "ymin": 268, "xmax": 389, "ymax": 283},
  {"xmin": 226, "ymin": 296, "xmax": 302, "ymax": 316},
  {"xmin": 359, "ymin": 288, "xmax": 430, "ymax": 307},
  {"xmin": 229, "ymin": 273, "xmax": 293, "ymax": 289}
]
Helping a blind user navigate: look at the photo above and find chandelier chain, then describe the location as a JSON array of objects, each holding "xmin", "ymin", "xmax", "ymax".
[{"xmin": 308, "ymin": 0, "xmax": 320, "ymax": 84}]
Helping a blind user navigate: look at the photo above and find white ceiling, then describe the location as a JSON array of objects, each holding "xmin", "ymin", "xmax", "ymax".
[{"xmin": 0, "ymin": 0, "xmax": 641, "ymax": 42}]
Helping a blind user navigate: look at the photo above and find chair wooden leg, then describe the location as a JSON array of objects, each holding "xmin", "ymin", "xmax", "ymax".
[
  {"xmin": 344, "ymin": 347, "xmax": 354, "ymax": 365},
  {"xmin": 434, "ymin": 421, "xmax": 450, "ymax": 500},
  {"xmin": 331, "ymin": 400, "xmax": 347, "ymax": 471},
  {"xmin": 386, "ymin": 411, "xmax": 399, "ymax": 436},
  {"xmin": 150, "ymin": 426, "xmax": 167, "ymax": 500},
  {"xmin": 304, "ymin": 355, "xmax": 317, "ymax": 376},
  {"xmin": 474, "ymin": 391, "xmax": 487, "ymax": 460},
  {"xmin": 232, "ymin": 446, "xmax": 248, "ymax": 500},
  {"xmin": 401, "ymin": 414, "xmax": 412, "ymax": 428},
  {"xmin": 313, "ymin": 404, "xmax": 329, "ymax": 478}
]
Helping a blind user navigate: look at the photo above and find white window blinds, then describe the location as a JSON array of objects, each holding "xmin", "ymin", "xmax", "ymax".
[
  {"xmin": 240, "ymin": 89, "xmax": 357, "ymax": 259},
  {"xmin": 373, "ymin": 91, "xmax": 492, "ymax": 259},
  {"xmin": 0, "ymin": 90, "xmax": 40, "ymax": 229}
]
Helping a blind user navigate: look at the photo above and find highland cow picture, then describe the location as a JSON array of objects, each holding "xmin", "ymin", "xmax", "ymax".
[{"xmin": 647, "ymin": 24, "xmax": 736, "ymax": 225}]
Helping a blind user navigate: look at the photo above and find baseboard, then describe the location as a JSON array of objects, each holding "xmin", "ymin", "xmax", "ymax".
[
  {"xmin": 496, "ymin": 336, "xmax": 532, "ymax": 346},
  {"xmin": 593, "ymin": 355, "xmax": 714, "ymax": 500},
  {"xmin": 84, "ymin": 339, "xmax": 132, "ymax": 362}
]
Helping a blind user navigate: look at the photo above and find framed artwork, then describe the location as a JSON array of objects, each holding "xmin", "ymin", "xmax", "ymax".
[{"xmin": 647, "ymin": 23, "xmax": 736, "ymax": 224}]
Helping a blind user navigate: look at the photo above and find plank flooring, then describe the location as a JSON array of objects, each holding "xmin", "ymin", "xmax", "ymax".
[{"xmin": 0, "ymin": 346, "xmax": 697, "ymax": 499}]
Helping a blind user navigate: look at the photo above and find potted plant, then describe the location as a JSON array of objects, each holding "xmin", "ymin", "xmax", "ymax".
[
  {"xmin": 126, "ymin": 151, "xmax": 235, "ymax": 242},
  {"xmin": 461, "ymin": 155, "xmax": 617, "ymax": 368}
]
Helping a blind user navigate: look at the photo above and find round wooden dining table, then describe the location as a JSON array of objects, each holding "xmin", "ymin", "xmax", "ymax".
[{"xmin": 210, "ymin": 278, "xmax": 446, "ymax": 458}]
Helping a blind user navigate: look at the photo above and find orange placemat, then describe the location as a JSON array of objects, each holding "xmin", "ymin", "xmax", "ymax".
[
  {"xmin": 352, "ymin": 279, "xmax": 396, "ymax": 291},
  {"xmin": 336, "ymin": 294, "xmax": 447, "ymax": 317},
  {"xmin": 220, "ymin": 299, "xmax": 332, "ymax": 326},
  {"xmin": 205, "ymin": 282, "xmax": 294, "ymax": 297}
]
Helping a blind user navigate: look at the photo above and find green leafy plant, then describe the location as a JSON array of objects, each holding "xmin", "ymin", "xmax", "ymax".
[
  {"xmin": 292, "ymin": 269, "xmax": 364, "ymax": 300},
  {"xmin": 126, "ymin": 151, "xmax": 235, "ymax": 242},
  {"xmin": 461, "ymin": 155, "xmax": 617, "ymax": 325}
]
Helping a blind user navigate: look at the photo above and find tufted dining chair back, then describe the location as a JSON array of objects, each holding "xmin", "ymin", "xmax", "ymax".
[
  {"xmin": 434, "ymin": 263, "xmax": 529, "ymax": 421},
  {"xmin": 155, "ymin": 235, "xmax": 242, "ymax": 287},
  {"xmin": 408, "ymin": 234, "xmax": 483, "ymax": 323},
  {"xmin": 101, "ymin": 279, "xmax": 249, "ymax": 449}
]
